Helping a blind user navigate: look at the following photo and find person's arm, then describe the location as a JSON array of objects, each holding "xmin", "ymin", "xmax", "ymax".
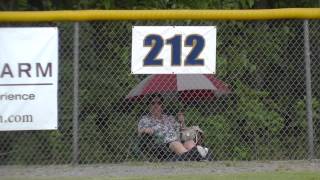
[
  {"xmin": 138, "ymin": 116, "xmax": 155, "ymax": 135},
  {"xmin": 138, "ymin": 127, "xmax": 154, "ymax": 135}
]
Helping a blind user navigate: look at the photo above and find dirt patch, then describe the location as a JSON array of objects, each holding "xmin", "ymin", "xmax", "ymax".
[{"xmin": 0, "ymin": 160, "xmax": 319, "ymax": 177}]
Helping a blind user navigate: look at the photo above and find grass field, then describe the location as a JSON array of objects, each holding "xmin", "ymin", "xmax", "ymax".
[{"xmin": 2, "ymin": 171, "xmax": 320, "ymax": 180}]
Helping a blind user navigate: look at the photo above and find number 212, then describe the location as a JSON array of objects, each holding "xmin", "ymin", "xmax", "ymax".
[{"xmin": 143, "ymin": 34, "xmax": 205, "ymax": 66}]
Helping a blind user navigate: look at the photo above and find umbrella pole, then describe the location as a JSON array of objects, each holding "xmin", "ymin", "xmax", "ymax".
[{"xmin": 177, "ymin": 98, "xmax": 187, "ymax": 128}]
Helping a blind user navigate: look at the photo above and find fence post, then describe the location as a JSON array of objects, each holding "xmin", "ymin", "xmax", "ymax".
[
  {"xmin": 303, "ymin": 19, "xmax": 315, "ymax": 160},
  {"xmin": 72, "ymin": 22, "xmax": 80, "ymax": 165}
]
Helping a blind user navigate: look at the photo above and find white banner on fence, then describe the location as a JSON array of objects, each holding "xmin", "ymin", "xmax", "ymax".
[
  {"xmin": 132, "ymin": 26, "xmax": 216, "ymax": 74},
  {"xmin": 0, "ymin": 27, "xmax": 58, "ymax": 131}
]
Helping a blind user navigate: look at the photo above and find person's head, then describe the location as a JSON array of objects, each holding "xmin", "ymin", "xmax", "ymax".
[{"xmin": 148, "ymin": 94, "xmax": 164, "ymax": 117}]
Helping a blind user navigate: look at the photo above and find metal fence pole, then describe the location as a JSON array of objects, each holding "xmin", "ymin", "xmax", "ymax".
[
  {"xmin": 303, "ymin": 19, "xmax": 315, "ymax": 160},
  {"xmin": 72, "ymin": 22, "xmax": 80, "ymax": 164}
]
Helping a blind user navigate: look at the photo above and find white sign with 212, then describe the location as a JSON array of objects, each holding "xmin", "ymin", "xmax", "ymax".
[{"xmin": 131, "ymin": 26, "xmax": 216, "ymax": 74}]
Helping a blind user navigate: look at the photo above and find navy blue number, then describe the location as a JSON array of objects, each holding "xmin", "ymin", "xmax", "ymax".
[
  {"xmin": 185, "ymin": 35, "xmax": 205, "ymax": 66},
  {"xmin": 143, "ymin": 35, "xmax": 163, "ymax": 66},
  {"xmin": 166, "ymin": 35, "xmax": 182, "ymax": 66},
  {"xmin": 143, "ymin": 34, "xmax": 205, "ymax": 66}
]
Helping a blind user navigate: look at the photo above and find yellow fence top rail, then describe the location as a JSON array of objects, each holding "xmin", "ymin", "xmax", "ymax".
[{"xmin": 0, "ymin": 8, "xmax": 319, "ymax": 22}]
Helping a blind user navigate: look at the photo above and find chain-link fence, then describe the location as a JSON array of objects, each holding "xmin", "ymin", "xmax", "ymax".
[{"xmin": 0, "ymin": 19, "xmax": 319, "ymax": 165}]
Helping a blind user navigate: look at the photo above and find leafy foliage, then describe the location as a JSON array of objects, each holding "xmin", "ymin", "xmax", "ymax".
[{"xmin": 0, "ymin": 1, "xmax": 319, "ymax": 164}]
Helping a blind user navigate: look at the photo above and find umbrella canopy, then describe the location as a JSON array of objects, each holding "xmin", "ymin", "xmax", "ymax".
[{"xmin": 126, "ymin": 74, "xmax": 231, "ymax": 101}]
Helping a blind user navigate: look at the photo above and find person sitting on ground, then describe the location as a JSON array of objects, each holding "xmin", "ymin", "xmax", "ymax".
[{"xmin": 137, "ymin": 95, "xmax": 208, "ymax": 161}]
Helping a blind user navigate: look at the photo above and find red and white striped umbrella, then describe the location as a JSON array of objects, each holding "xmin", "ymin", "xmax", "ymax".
[{"xmin": 126, "ymin": 74, "xmax": 231, "ymax": 101}]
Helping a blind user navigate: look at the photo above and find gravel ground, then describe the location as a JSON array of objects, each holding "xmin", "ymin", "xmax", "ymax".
[{"xmin": 1, "ymin": 160, "xmax": 320, "ymax": 177}]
